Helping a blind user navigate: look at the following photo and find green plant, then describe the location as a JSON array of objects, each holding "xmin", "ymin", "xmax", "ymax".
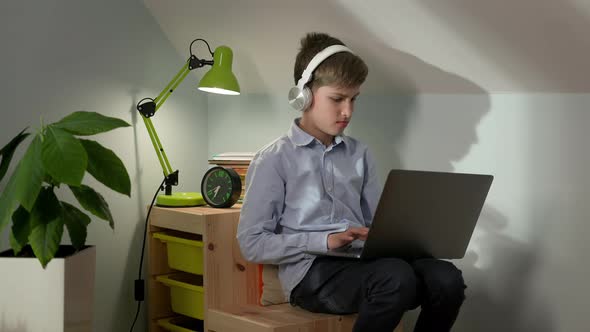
[{"xmin": 0, "ymin": 111, "xmax": 131, "ymax": 267}]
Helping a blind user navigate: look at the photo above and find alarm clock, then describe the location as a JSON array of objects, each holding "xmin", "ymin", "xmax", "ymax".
[{"xmin": 200, "ymin": 166, "xmax": 242, "ymax": 208}]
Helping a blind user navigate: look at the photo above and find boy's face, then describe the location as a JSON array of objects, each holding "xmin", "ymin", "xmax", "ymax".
[{"xmin": 300, "ymin": 84, "xmax": 360, "ymax": 145}]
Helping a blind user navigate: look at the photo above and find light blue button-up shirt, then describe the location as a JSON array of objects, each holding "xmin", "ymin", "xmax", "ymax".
[{"xmin": 237, "ymin": 118, "xmax": 381, "ymax": 299}]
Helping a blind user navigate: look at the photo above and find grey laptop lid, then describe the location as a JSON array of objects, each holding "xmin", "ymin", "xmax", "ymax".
[
  {"xmin": 360, "ymin": 169, "xmax": 493, "ymax": 260},
  {"xmin": 305, "ymin": 169, "xmax": 493, "ymax": 260}
]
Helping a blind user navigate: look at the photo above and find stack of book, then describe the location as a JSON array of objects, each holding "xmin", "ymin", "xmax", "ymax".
[{"xmin": 208, "ymin": 152, "xmax": 255, "ymax": 203}]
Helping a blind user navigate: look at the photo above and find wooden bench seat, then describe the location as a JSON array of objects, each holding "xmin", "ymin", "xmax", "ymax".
[{"xmin": 207, "ymin": 303, "xmax": 403, "ymax": 332}]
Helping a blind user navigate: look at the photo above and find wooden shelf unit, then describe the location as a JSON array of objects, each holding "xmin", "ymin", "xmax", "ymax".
[{"xmin": 147, "ymin": 204, "xmax": 259, "ymax": 332}]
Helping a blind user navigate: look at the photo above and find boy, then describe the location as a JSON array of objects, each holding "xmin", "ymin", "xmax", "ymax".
[{"xmin": 237, "ymin": 32, "xmax": 466, "ymax": 332}]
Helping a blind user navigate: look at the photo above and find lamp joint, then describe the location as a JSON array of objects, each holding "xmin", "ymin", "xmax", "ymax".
[
  {"xmin": 163, "ymin": 170, "xmax": 180, "ymax": 195},
  {"xmin": 188, "ymin": 55, "xmax": 214, "ymax": 70},
  {"xmin": 137, "ymin": 100, "xmax": 156, "ymax": 118}
]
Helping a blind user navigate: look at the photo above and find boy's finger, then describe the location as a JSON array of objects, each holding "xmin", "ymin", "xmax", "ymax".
[
  {"xmin": 339, "ymin": 232, "xmax": 354, "ymax": 241},
  {"xmin": 349, "ymin": 227, "xmax": 368, "ymax": 235}
]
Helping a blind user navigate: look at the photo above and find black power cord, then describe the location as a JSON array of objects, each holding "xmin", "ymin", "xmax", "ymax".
[{"xmin": 129, "ymin": 177, "xmax": 167, "ymax": 332}]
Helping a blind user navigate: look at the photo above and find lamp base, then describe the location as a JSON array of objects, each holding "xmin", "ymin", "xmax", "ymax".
[{"xmin": 156, "ymin": 192, "xmax": 206, "ymax": 207}]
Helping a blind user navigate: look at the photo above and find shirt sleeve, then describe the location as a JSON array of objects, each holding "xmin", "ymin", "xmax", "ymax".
[
  {"xmin": 360, "ymin": 148, "xmax": 381, "ymax": 227},
  {"xmin": 237, "ymin": 151, "xmax": 332, "ymax": 264}
]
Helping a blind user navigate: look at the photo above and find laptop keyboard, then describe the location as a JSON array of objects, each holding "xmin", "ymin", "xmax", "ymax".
[{"xmin": 346, "ymin": 247, "xmax": 364, "ymax": 255}]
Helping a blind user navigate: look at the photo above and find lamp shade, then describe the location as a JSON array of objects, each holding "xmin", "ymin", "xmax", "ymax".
[{"xmin": 198, "ymin": 46, "xmax": 240, "ymax": 95}]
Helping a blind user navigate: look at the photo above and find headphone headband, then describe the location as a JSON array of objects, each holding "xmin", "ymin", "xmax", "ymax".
[{"xmin": 296, "ymin": 45, "xmax": 353, "ymax": 90}]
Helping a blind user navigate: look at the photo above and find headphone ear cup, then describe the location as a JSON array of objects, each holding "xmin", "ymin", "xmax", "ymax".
[
  {"xmin": 288, "ymin": 86, "xmax": 304, "ymax": 111},
  {"xmin": 299, "ymin": 86, "xmax": 312, "ymax": 111},
  {"xmin": 288, "ymin": 86, "xmax": 313, "ymax": 111}
]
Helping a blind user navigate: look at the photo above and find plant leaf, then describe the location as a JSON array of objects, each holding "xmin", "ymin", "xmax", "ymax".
[
  {"xmin": 0, "ymin": 128, "xmax": 29, "ymax": 184},
  {"xmin": 42, "ymin": 126, "xmax": 87, "ymax": 186},
  {"xmin": 69, "ymin": 184, "xmax": 114, "ymax": 229},
  {"xmin": 79, "ymin": 139, "xmax": 131, "ymax": 196},
  {"xmin": 0, "ymin": 135, "xmax": 44, "ymax": 233},
  {"xmin": 61, "ymin": 201, "xmax": 91, "ymax": 250},
  {"xmin": 9, "ymin": 205, "xmax": 31, "ymax": 255},
  {"xmin": 28, "ymin": 187, "xmax": 64, "ymax": 268},
  {"xmin": 53, "ymin": 111, "xmax": 130, "ymax": 136}
]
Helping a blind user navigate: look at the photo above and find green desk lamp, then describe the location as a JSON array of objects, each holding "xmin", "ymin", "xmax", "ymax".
[{"xmin": 136, "ymin": 38, "xmax": 240, "ymax": 207}]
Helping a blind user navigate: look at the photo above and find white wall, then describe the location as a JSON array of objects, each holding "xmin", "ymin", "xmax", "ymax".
[
  {"xmin": 0, "ymin": 1, "xmax": 208, "ymax": 331},
  {"xmin": 146, "ymin": 1, "xmax": 590, "ymax": 331}
]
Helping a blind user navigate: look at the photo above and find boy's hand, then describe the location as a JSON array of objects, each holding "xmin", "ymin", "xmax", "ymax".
[{"xmin": 327, "ymin": 227, "xmax": 369, "ymax": 249}]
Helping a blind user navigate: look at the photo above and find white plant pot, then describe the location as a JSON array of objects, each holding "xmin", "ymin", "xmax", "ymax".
[{"xmin": 0, "ymin": 246, "xmax": 96, "ymax": 332}]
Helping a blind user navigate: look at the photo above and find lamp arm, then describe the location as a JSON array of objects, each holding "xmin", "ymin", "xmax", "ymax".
[
  {"xmin": 135, "ymin": 42, "xmax": 215, "ymax": 195},
  {"xmin": 136, "ymin": 59, "xmax": 193, "ymax": 194}
]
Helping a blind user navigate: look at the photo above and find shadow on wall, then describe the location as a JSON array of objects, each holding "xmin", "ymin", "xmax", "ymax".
[
  {"xmin": 114, "ymin": 87, "xmax": 148, "ymax": 329},
  {"xmin": 348, "ymin": 42, "xmax": 491, "ymax": 179},
  {"xmin": 328, "ymin": 0, "xmax": 491, "ymax": 179},
  {"xmin": 396, "ymin": 93, "xmax": 491, "ymax": 172},
  {"xmin": 455, "ymin": 206, "xmax": 555, "ymax": 332}
]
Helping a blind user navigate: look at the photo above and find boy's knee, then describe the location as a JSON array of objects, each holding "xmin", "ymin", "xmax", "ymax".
[
  {"xmin": 420, "ymin": 260, "xmax": 466, "ymax": 306},
  {"xmin": 363, "ymin": 258, "xmax": 417, "ymax": 307}
]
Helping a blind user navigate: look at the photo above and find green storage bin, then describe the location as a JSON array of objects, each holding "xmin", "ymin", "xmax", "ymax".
[
  {"xmin": 157, "ymin": 316, "xmax": 204, "ymax": 332},
  {"xmin": 156, "ymin": 273, "xmax": 205, "ymax": 320},
  {"xmin": 154, "ymin": 231, "xmax": 204, "ymax": 275}
]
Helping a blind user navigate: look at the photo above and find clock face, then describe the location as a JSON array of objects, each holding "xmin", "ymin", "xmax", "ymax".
[{"xmin": 201, "ymin": 167, "xmax": 241, "ymax": 208}]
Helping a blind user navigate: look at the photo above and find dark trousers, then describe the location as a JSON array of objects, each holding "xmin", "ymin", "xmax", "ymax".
[{"xmin": 290, "ymin": 257, "xmax": 466, "ymax": 332}]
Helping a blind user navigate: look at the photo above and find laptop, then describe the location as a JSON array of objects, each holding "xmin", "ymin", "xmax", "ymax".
[{"xmin": 305, "ymin": 169, "xmax": 493, "ymax": 260}]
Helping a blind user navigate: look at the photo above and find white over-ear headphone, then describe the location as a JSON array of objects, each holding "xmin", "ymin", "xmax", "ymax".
[{"xmin": 288, "ymin": 44, "xmax": 353, "ymax": 111}]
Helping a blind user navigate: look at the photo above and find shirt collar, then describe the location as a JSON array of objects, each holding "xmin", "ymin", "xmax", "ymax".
[{"xmin": 288, "ymin": 118, "xmax": 346, "ymax": 147}]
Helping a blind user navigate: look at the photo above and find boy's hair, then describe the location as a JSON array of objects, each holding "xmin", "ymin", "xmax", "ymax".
[{"xmin": 294, "ymin": 32, "xmax": 368, "ymax": 90}]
